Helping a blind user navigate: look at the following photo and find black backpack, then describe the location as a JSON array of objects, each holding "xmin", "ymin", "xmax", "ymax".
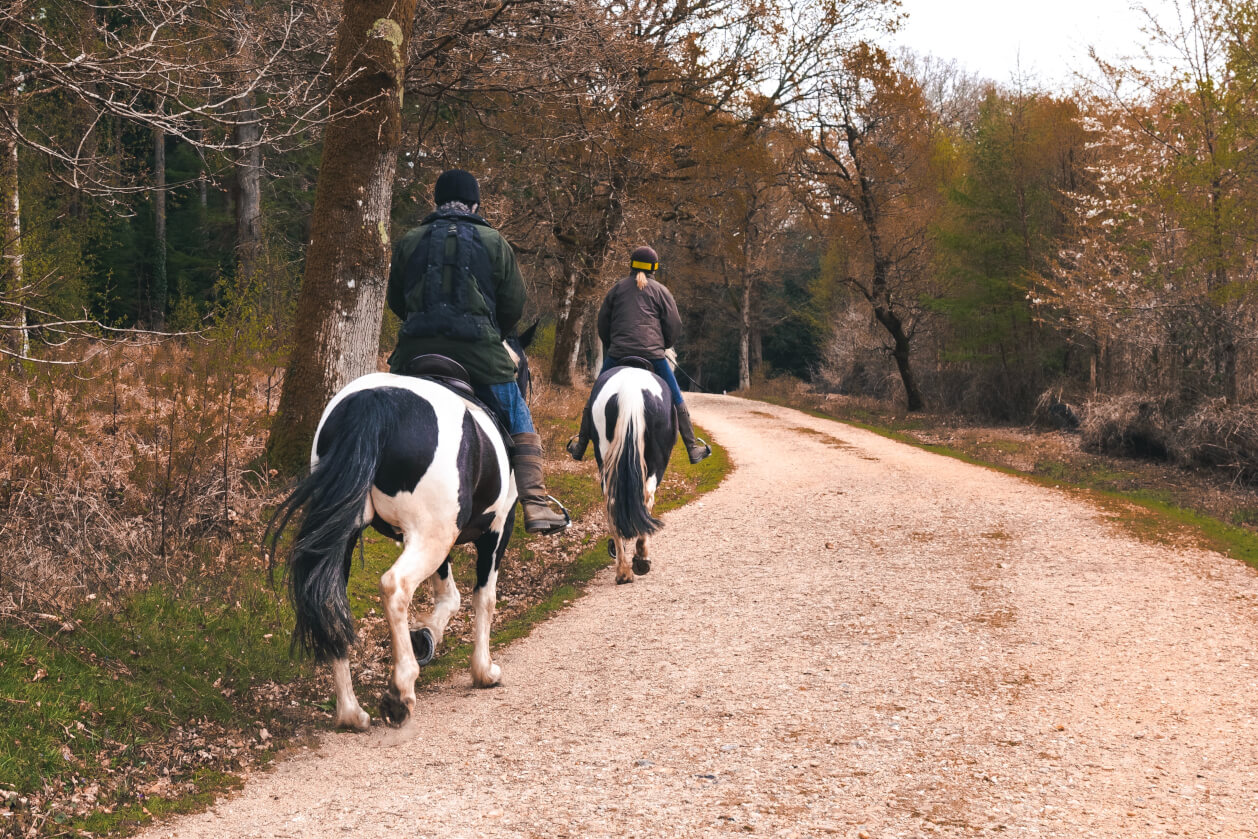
[{"xmin": 399, "ymin": 212, "xmax": 499, "ymax": 342}]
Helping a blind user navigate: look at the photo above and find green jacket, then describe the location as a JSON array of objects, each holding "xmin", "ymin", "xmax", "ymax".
[{"xmin": 386, "ymin": 212, "xmax": 526, "ymax": 385}]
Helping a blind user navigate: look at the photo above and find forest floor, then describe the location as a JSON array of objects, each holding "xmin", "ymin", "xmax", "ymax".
[{"xmin": 132, "ymin": 393, "xmax": 1258, "ymax": 838}]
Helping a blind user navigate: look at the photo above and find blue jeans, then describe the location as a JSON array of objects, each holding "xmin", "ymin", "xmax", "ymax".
[
  {"xmin": 600, "ymin": 356, "xmax": 685, "ymax": 406},
  {"xmin": 474, "ymin": 381, "xmax": 534, "ymax": 434}
]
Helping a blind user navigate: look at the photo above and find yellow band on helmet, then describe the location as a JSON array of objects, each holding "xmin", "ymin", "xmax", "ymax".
[{"xmin": 631, "ymin": 260, "xmax": 658, "ymax": 272}]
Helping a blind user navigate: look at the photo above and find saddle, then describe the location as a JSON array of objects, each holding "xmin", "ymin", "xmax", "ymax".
[
  {"xmin": 399, "ymin": 354, "xmax": 512, "ymax": 444},
  {"xmin": 399, "ymin": 353, "xmax": 477, "ymax": 399},
  {"xmin": 613, "ymin": 356, "xmax": 655, "ymax": 372}
]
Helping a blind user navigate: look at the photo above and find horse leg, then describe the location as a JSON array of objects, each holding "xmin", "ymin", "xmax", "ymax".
[
  {"xmin": 633, "ymin": 487, "xmax": 656, "ymax": 576},
  {"xmin": 470, "ymin": 508, "xmax": 513, "ymax": 687},
  {"xmin": 633, "ymin": 536, "xmax": 651, "ymax": 576},
  {"xmin": 379, "ymin": 537, "xmax": 448, "ymax": 726},
  {"xmin": 409, "ymin": 556, "xmax": 458, "ymax": 665},
  {"xmin": 612, "ymin": 530, "xmax": 633, "ymax": 585},
  {"xmin": 328, "ymin": 535, "xmax": 370, "ymax": 730}
]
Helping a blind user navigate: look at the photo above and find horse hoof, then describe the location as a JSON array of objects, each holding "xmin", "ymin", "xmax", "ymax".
[
  {"xmin": 632, "ymin": 556, "xmax": 651, "ymax": 576},
  {"xmin": 607, "ymin": 539, "xmax": 617, "ymax": 558},
  {"xmin": 379, "ymin": 690, "xmax": 411, "ymax": 727},
  {"xmin": 615, "ymin": 574, "xmax": 633, "ymax": 585},
  {"xmin": 410, "ymin": 626, "xmax": 435, "ymax": 666},
  {"xmin": 335, "ymin": 708, "xmax": 370, "ymax": 731},
  {"xmin": 473, "ymin": 662, "xmax": 502, "ymax": 688}
]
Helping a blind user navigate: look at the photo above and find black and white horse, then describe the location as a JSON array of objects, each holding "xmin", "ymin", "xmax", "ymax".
[
  {"xmin": 269, "ymin": 334, "xmax": 535, "ymax": 729},
  {"xmin": 583, "ymin": 363, "xmax": 678, "ymax": 584}
]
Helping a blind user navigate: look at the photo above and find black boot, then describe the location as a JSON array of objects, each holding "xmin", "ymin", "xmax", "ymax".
[
  {"xmin": 675, "ymin": 403, "xmax": 711, "ymax": 464},
  {"xmin": 510, "ymin": 432, "xmax": 570, "ymax": 534},
  {"xmin": 565, "ymin": 410, "xmax": 593, "ymax": 461}
]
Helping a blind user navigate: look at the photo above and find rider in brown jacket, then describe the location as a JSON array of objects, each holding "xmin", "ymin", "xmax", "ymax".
[{"xmin": 566, "ymin": 246, "xmax": 710, "ymax": 464}]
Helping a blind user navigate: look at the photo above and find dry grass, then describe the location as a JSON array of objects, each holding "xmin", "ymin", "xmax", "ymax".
[{"xmin": 1, "ymin": 339, "xmax": 283, "ymax": 621}]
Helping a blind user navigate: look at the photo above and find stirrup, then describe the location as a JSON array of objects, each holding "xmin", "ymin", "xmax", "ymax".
[
  {"xmin": 687, "ymin": 438, "xmax": 712, "ymax": 464},
  {"xmin": 522, "ymin": 495, "xmax": 571, "ymax": 534},
  {"xmin": 565, "ymin": 434, "xmax": 585, "ymax": 461}
]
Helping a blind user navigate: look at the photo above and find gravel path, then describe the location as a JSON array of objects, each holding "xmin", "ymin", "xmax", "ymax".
[{"xmin": 148, "ymin": 394, "xmax": 1258, "ymax": 838}]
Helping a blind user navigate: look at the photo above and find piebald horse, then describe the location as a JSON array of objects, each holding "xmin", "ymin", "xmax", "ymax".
[
  {"xmin": 269, "ymin": 332, "xmax": 536, "ymax": 729},
  {"xmin": 582, "ymin": 361, "xmax": 678, "ymax": 583}
]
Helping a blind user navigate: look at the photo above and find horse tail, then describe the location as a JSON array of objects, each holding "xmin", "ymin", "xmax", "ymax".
[
  {"xmin": 268, "ymin": 389, "xmax": 395, "ymax": 662},
  {"xmin": 602, "ymin": 383, "xmax": 664, "ymax": 540}
]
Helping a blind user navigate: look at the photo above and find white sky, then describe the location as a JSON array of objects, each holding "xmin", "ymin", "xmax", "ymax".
[{"xmin": 888, "ymin": 0, "xmax": 1181, "ymax": 89}]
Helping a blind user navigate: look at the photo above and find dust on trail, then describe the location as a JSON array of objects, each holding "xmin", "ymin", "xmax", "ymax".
[{"xmin": 146, "ymin": 394, "xmax": 1258, "ymax": 838}]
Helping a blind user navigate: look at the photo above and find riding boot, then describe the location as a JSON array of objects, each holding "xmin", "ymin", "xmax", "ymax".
[
  {"xmin": 565, "ymin": 410, "xmax": 593, "ymax": 461},
  {"xmin": 510, "ymin": 432, "xmax": 570, "ymax": 534},
  {"xmin": 675, "ymin": 403, "xmax": 712, "ymax": 464}
]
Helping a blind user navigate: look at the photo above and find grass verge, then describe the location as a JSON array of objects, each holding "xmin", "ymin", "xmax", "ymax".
[{"xmin": 751, "ymin": 392, "xmax": 1258, "ymax": 572}]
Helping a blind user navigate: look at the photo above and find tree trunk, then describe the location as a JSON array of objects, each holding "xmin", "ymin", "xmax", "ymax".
[
  {"xmin": 232, "ymin": 6, "xmax": 263, "ymax": 287},
  {"xmin": 738, "ymin": 274, "xmax": 752, "ymax": 391},
  {"xmin": 845, "ymin": 127, "xmax": 924, "ymax": 413},
  {"xmin": 233, "ymin": 95, "xmax": 263, "ymax": 284},
  {"xmin": 0, "ymin": 110, "xmax": 24, "ymax": 359},
  {"xmin": 873, "ymin": 305, "xmax": 923, "ymax": 411},
  {"xmin": 268, "ymin": 0, "xmax": 417, "ymax": 473},
  {"xmin": 550, "ymin": 270, "xmax": 588, "ymax": 386},
  {"xmin": 152, "ymin": 124, "xmax": 167, "ymax": 329},
  {"xmin": 582, "ymin": 313, "xmax": 602, "ymax": 380}
]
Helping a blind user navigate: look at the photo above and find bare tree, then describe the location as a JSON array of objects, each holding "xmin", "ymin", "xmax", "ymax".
[{"xmin": 800, "ymin": 45, "xmax": 944, "ymax": 411}]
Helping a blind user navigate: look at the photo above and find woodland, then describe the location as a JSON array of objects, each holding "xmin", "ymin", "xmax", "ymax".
[
  {"xmin": 2, "ymin": 0, "xmax": 1258, "ymax": 830},
  {"xmin": 3, "ymin": 0, "xmax": 1258, "ymax": 598}
]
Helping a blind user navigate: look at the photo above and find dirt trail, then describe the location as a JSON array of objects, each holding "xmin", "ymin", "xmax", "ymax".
[{"xmin": 146, "ymin": 394, "xmax": 1258, "ymax": 838}]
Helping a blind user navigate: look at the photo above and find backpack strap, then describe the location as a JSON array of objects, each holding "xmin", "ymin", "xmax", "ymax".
[{"xmin": 399, "ymin": 214, "xmax": 501, "ymax": 342}]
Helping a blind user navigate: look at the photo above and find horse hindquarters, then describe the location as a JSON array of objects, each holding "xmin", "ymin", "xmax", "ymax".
[
  {"xmin": 597, "ymin": 382, "xmax": 664, "ymax": 584},
  {"xmin": 272, "ymin": 389, "xmax": 404, "ymax": 664},
  {"xmin": 269, "ymin": 387, "xmax": 410, "ymax": 729}
]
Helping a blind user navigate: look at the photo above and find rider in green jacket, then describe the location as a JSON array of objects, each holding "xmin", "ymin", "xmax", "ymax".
[{"xmin": 386, "ymin": 169, "xmax": 568, "ymax": 535}]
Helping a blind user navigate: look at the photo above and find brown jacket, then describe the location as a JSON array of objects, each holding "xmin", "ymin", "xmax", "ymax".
[{"xmin": 597, "ymin": 274, "xmax": 682, "ymax": 361}]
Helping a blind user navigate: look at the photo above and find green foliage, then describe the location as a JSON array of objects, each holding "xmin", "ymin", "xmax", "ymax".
[{"xmin": 928, "ymin": 88, "xmax": 1084, "ymax": 416}]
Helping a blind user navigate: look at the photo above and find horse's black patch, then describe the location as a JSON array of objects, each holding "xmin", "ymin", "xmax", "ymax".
[
  {"xmin": 473, "ymin": 526, "xmax": 499, "ymax": 590},
  {"xmin": 642, "ymin": 387, "xmax": 677, "ymax": 483},
  {"xmin": 455, "ymin": 412, "xmax": 479, "ymax": 532},
  {"xmin": 370, "ymin": 515, "xmax": 403, "ymax": 542},
  {"xmin": 603, "ymin": 393, "xmax": 620, "ymax": 453},
  {"xmin": 372, "ymin": 390, "xmax": 439, "ymax": 496},
  {"xmin": 454, "ymin": 410, "xmax": 502, "ymax": 544}
]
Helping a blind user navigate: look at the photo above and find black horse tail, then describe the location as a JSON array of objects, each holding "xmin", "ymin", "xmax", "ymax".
[
  {"xmin": 603, "ymin": 385, "xmax": 664, "ymax": 540},
  {"xmin": 268, "ymin": 389, "xmax": 395, "ymax": 662}
]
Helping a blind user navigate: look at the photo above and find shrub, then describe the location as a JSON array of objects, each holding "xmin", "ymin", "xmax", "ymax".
[
  {"xmin": 1174, "ymin": 399, "xmax": 1258, "ymax": 484},
  {"xmin": 1079, "ymin": 393, "xmax": 1174, "ymax": 461},
  {"xmin": 1031, "ymin": 388, "xmax": 1082, "ymax": 432}
]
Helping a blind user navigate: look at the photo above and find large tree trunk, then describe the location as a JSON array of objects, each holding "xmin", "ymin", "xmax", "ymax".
[
  {"xmin": 152, "ymin": 124, "xmax": 167, "ymax": 329},
  {"xmin": 0, "ymin": 109, "xmax": 24, "ymax": 359},
  {"xmin": 268, "ymin": 0, "xmax": 417, "ymax": 473}
]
